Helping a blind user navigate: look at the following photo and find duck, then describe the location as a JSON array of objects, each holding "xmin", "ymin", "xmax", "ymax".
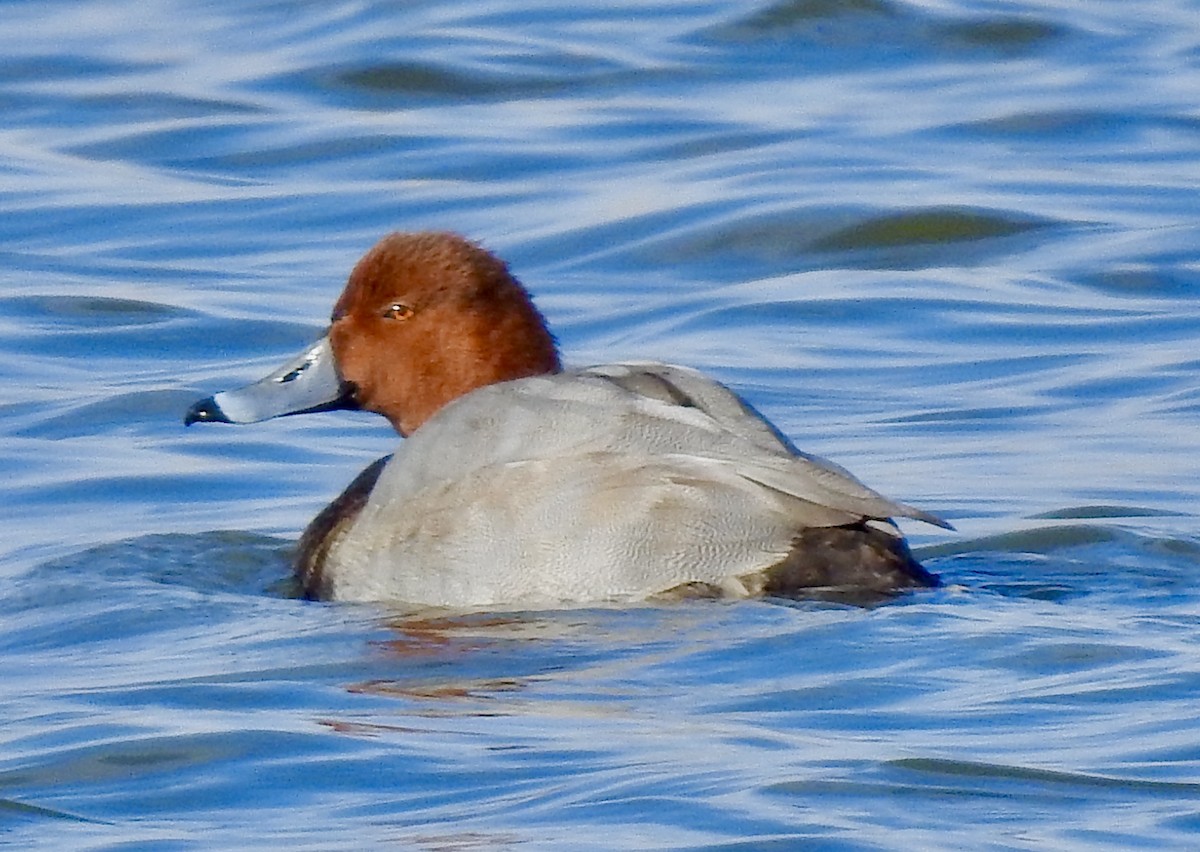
[{"xmin": 185, "ymin": 231, "xmax": 951, "ymax": 608}]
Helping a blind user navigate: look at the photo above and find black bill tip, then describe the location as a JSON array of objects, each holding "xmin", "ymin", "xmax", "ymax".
[{"xmin": 184, "ymin": 396, "xmax": 231, "ymax": 426}]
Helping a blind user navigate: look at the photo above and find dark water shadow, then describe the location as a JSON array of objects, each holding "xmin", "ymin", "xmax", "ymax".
[
  {"xmin": 702, "ymin": 0, "xmax": 1070, "ymax": 64},
  {"xmin": 889, "ymin": 756, "xmax": 1200, "ymax": 795},
  {"xmin": 0, "ymin": 796, "xmax": 104, "ymax": 826},
  {"xmin": 639, "ymin": 206, "xmax": 1067, "ymax": 278},
  {"xmin": 284, "ymin": 59, "xmax": 678, "ymax": 110},
  {"xmin": 29, "ymin": 531, "xmax": 299, "ymax": 601},
  {"xmin": 916, "ymin": 515, "xmax": 1200, "ymax": 603}
]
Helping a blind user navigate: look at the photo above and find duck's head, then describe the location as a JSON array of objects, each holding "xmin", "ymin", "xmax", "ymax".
[{"xmin": 185, "ymin": 232, "xmax": 562, "ymax": 436}]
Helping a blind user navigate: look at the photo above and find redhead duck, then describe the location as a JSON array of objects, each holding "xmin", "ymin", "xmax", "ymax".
[{"xmin": 186, "ymin": 232, "xmax": 951, "ymax": 607}]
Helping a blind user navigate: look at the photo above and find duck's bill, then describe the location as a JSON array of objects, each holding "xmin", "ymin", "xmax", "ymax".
[{"xmin": 184, "ymin": 335, "xmax": 357, "ymax": 426}]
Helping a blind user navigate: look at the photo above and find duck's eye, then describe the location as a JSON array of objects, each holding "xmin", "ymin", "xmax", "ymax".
[{"xmin": 382, "ymin": 302, "xmax": 414, "ymax": 320}]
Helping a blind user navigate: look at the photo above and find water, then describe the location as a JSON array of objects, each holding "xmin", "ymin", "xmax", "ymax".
[{"xmin": 3, "ymin": 0, "xmax": 1200, "ymax": 848}]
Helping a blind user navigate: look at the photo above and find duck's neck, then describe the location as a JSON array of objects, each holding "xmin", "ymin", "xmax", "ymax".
[{"xmin": 390, "ymin": 303, "xmax": 561, "ymax": 436}]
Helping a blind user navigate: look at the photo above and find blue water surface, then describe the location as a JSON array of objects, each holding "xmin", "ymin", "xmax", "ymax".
[{"xmin": 3, "ymin": 0, "xmax": 1200, "ymax": 849}]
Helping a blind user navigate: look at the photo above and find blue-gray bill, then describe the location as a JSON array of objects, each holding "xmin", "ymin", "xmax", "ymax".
[{"xmin": 184, "ymin": 335, "xmax": 357, "ymax": 426}]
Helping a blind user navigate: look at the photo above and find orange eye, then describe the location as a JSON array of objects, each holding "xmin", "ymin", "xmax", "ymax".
[{"xmin": 382, "ymin": 302, "xmax": 414, "ymax": 320}]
